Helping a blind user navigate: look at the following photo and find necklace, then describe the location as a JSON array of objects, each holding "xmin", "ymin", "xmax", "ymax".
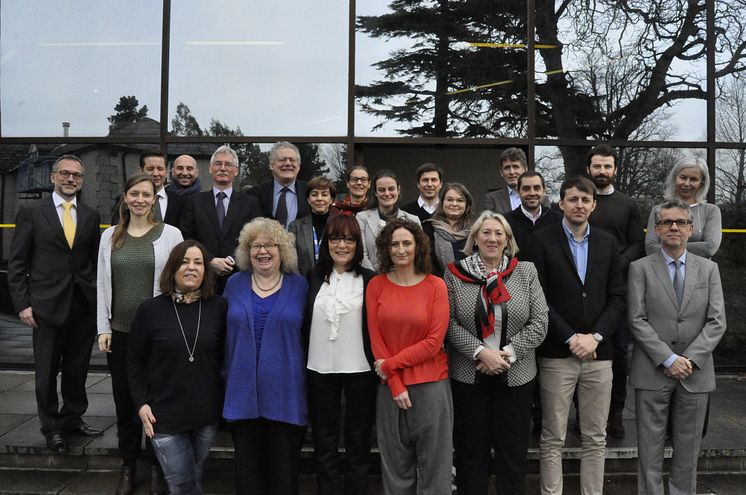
[
  {"xmin": 172, "ymin": 299, "xmax": 201, "ymax": 363},
  {"xmin": 252, "ymin": 273, "xmax": 283, "ymax": 291}
]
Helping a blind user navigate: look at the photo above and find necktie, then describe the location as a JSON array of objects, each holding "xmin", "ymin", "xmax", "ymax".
[
  {"xmin": 672, "ymin": 260, "xmax": 684, "ymax": 306},
  {"xmin": 62, "ymin": 202, "xmax": 75, "ymax": 249},
  {"xmin": 216, "ymin": 191, "xmax": 227, "ymax": 229},
  {"xmin": 154, "ymin": 194, "xmax": 163, "ymax": 222},
  {"xmin": 275, "ymin": 187, "xmax": 289, "ymax": 227}
]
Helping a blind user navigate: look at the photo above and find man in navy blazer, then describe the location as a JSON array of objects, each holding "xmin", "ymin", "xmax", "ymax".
[
  {"xmin": 532, "ymin": 176, "xmax": 625, "ymax": 495},
  {"xmin": 181, "ymin": 145, "xmax": 261, "ymax": 292},
  {"xmin": 247, "ymin": 141, "xmax": 310, "ymax": 228},
  {"xmin": 8, "ymin": 155, "xmax": 103, "ymax": 452}
]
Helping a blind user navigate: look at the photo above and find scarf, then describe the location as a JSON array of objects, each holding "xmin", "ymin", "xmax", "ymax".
[
  {"xmin": 428, "ymin": 219, "xmax": 470, "ymax": 273},
  {"xmin": 166, "ymin": 177, "xmax": 202, "ymax": 196},
  {"xmin": 172, "ymin": 289, "xmax": 202, "ymax": 304},
  {"xmin": 448, "ymin": 253, "xmax": 518, "ymax": 339},
  {"xmin": 331, "ymin": 195, "xmax": 368, "ymax": 216}
]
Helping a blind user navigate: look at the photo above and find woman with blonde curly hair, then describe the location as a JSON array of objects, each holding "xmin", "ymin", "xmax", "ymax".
[{"xmin": 221, "ymin": 217, "xmax": 309, "ymax": 495}]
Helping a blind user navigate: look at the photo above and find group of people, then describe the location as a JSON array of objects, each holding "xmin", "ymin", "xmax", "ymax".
[{"xmin": 6, "ymin": 141, "xmax": 726, "ymax": 495}]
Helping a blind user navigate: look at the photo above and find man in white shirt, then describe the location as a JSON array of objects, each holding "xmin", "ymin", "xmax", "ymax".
[{"xmin": 402, "ymin": 162, "xmax": 443, "ymax": 223}]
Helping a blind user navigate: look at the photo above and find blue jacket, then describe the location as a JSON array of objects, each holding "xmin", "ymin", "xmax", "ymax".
[{"xmin": 222, "ymin": 271, "xmax": 309, "ymax": 426}]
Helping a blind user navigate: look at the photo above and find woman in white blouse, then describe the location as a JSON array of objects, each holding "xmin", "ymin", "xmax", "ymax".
[{"xmin": 304, "ymin": 214, "xmax": 377, "ymax": 495}]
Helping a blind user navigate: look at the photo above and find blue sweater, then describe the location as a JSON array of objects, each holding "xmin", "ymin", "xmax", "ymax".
[{"xmin": 222, "ymin": 271, "xmax": 309, "ymax": 426}]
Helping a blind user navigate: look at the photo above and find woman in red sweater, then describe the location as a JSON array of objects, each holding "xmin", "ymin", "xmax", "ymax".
[{"xmin": 366, "ymin": 218, "xmax": 453, "ymax": 494}]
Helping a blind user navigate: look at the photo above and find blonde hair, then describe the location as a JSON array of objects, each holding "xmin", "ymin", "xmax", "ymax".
[
  {"xmin": 234, "ymin": 217, "xmax": 298, "ymax": 273},
  {"xmin": 664, "ymin": 155, "xmax": 710, "ymax": 203},
  {"xmin": 464, "ymin": 211, "xmax": 519, "ymax": 258}
]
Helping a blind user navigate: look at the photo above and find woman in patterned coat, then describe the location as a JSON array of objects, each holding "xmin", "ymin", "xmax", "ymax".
[{"xmin": 444, "ymin": 210, "xmax": 548, "ymax": 495}]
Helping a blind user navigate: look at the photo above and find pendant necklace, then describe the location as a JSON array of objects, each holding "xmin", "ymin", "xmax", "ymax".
[
  {"xmin": 172, "ymin": 299, "xmax": 202, "ymax": 363},
  {"xmin": 252, "ymin": 273, "xmax": 283, "ymax": 292}
]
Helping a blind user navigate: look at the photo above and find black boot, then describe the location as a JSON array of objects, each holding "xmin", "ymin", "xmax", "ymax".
[
  {"xmin": 150, "ymin": 462, "xmax": 168, "ymax": 495},
  {"xmin": 115, "ymin": 461, "xmax": 136, "ymax": 495}
]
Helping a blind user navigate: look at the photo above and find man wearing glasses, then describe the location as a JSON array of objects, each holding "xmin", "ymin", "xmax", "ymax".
[
  {"xmin": 8, "ymin": 155, "xmax": 103, "ymax": 452},
  {"xmin": 628, "ymin": 199, "xmax": 726, "ymax": 495},
  {"xmin": 181, "ymin": 145, "xmax": 261, "ymax": 293},
  {"xmin": 248, "ymin": 141, "xmax": 310, "ymax": 228}
]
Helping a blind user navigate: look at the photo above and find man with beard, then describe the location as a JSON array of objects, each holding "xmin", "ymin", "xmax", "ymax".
[
  {"xmin": 166, "ymin": 154, "xmax": 202, "ymax": 196},
  {"xmin": 586, "ymin": 144, "xmax": 644, "ymax": 439}
]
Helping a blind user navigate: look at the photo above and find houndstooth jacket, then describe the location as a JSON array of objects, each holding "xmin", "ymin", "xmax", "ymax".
[{"xmin": 444, "ymin": 258, "xmax": 548, "ymax": 387}]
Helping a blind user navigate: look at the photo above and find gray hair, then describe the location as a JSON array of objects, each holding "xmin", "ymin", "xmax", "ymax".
[
  {"xmin": 210, "ymin": 145, "xmax": 239, "ymax": 168},
  {"xmin": 464, "ymin": 210, "xmax": 519, "ymax": 257},
  {"xmin": 52, "ymin": 154, "xmax": 85, "ymax": 172},
  {"xmin": 664, "ymin": 155, "xmax": 709, "ymax": 203},
  {"xmin": 269, "ymin": 141, "xmax": 301, "ymax": 165},
  {"xmin": 655, "ymin": 199, "xmax": 693, "ymax": 223}
]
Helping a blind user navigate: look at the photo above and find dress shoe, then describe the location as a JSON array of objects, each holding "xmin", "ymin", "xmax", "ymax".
[
  {"xmin": 45, "ymin": 432, "xmax": 66, "ymax": 453},
  {"xmin": 65, "ymin": 422, "xmax": 104, "ymax": 436},
  {"xmin": 607, "ymin": 409, "xmax": 625, "ymax": 439},
  {"xmin": 115, "ymin": 463, "xmax": 136, "ymax": 495},
  {"xmin": 150, "ymin": 463, "xmax": 168, "ymax": 495}
]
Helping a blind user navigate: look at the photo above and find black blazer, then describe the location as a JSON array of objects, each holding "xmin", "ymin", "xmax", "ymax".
[
  {"xmin": 8, "ymin": 197, "xmax": 100, "ymax": 324},
  {"xmin": 180, "ymin": 189, "xmax": 262, "ymax": 261},
  {"xmin": 532, "ymin": 222, "xmax": 625, "ymax": 360},
  {"xmin": 303, "ymin": 267, "xmax": 377, "ymax": 367},
  {"xmin": 402, "ymin": 200, "xmax": 434, "ymax": 223},
  {"xmin": 111, "ymin": 189, "xmax": 185, "ymax": 228},
  {"xmin": 288, "ymin": 214, "xmax": 318, "ymax": 280},
  {"xmin": 504, "ymin": 206, "xmax": 562, "ymax": 263},
  {"xmin": 247, "ymin": 179, "xmax": 310, "ymax": 224}
]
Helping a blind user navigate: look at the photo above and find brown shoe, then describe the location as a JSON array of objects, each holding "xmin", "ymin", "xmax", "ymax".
[
  {"xmin": 150, "ymin": 463, "xmax": 168, "ymax": 495},
  {"xmin": 115, "ymin": 463, "xmax": 136, "ymax": 495},
  {"xmin": 607, "ymin": 409, "xmax": 625, "ymax": 439}
]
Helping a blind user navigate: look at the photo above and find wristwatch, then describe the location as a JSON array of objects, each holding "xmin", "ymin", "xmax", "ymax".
[{"xmin": 592, "ymin": 333, "xmax": 603, "ymax": 342}]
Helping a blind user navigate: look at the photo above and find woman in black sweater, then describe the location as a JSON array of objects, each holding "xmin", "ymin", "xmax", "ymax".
[{"xmin": 127, "ymin": 240, "xmax": 226, "ymax": 495}]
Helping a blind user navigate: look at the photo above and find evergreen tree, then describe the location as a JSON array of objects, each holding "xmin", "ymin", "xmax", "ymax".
[{"xmin": 108, "ymin": 96, "xmax": 148, "ymax": 132}]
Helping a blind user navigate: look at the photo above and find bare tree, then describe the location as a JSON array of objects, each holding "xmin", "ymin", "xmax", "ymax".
[{"xmin": 716, "ymin": 77, "xmax": 746, "ymax": 205}]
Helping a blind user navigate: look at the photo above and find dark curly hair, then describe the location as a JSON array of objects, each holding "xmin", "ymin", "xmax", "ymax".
[{"xmin": 375, "ymin": 218, "xmax": 431, "ymax": 274}]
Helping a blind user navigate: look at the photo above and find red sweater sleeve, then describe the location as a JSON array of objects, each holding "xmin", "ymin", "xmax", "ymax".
[{"xmin": 366, "ymin": 276, "xmax": 406, "ymax": 395}]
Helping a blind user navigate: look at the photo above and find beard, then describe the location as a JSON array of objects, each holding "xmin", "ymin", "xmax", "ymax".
[{"xmin": 592, "ymin": 175, "xmax": 613, "ymax": 188}]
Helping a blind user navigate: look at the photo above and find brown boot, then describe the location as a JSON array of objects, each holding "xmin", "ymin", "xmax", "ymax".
[
  {"xmin": 150, "ymin": 463, "xmax": 168, "ymax": 495},
  {"xmin": 115, "ymin": 462, "xmax": 136, "ymax": 495},
  {"xmin": 607, "ymin": 409, "xmax": 625, "ymax": 439}
]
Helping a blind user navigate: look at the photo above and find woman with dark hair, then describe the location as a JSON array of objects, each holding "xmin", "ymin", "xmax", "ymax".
[
  {"xmin": 289, "ymin": 176, "xmax": 336, "ymax": 279},
  {"xmin": 97, "ymin": 172, "xmax": 183, "ymax": 495},
  {"xmin": 305, "ymin": 214, "xmax": 377, "ymax": 495},
  {"xmin": 127, "ymin": 240, "xmax": 226, "ymax": 495},
  {"xmin": 423, "ymin": 182, "xmax": 476, "ymax": 277},
  {"xmin": 331, "ymin": 166, "xmax": 373, "ymax": 216},
  {"xmin": 356, "ymin": 169, "xmax": 421, "ymax": 271},
  {"xmin": 645, "ymin": 155, "xmax": 721, "ymax": 258},
  {"xmin": 222, "ymin": 217, "xmax": 309, "ymax": 495},
  {"xmin": 366, "ymin": 218, "xmax": 452, "ymax": 494},
  {"xmin": 445, "ymin": 210, "xmax": 548, "ymax": 495}
]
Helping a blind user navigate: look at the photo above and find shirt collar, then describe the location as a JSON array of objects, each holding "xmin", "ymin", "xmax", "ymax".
[
  {"xmin": 596, "ymin": 185, "xmax": 615, "ymax": 196},
  {"xmin": 417, "ymin": 195, "xmax": 438, "ymax": 211},
  {"xmin": 273, "ymin": 179, "xmax": 296, "ymax": 194},
  {"xmin": 213, "ymin": 186, "xmax": 233, "ymax": 198},
  {"xmin": 520, "ymin": 204, "xmax": 542, "ymax": 221},
  {"xmin": 661, "ymin": 249, "xmax": 687, "ymax": 266},
  {"xmin": 561, "ymin": 219, "xmax": 590, "ymax": 242},
  {"xmin": 52, "ymin": 191, "xmax": 77, "ymax": 208}
]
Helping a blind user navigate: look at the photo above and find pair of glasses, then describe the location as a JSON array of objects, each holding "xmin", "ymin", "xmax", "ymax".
[
  {"xmin": 348, "ymin": 177, "xmax": 369, "ymax": 184},
  {"xmin": 656, "ymin": 219, "xmax": 692, "ymax": 227},
  {"xmin": 211, "ymin": 161, "xmax": 237, "ymax": 169},
  {"xmin": 329, "ymin": 236, "xmax": 356, "ymax": 245},
  {"xmin": 55, "ymin": 170, "xmax": 84, "ymax": 180},
  {"xmin": 250, "ymin": 242, "xmax": 277, "ymax": 251}
]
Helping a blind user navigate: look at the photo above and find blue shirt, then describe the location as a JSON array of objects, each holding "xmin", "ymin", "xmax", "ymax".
[
  {"xmin": 561, "ymin": 220, "xmax": 590, "ymax": 284},
  {"xmin": 661, "ymin": 250, "xmax": 687, "ymax": 368},
  {"xmin": 272, "ymin": 179, "xmax": 298, "ymax": 227}
]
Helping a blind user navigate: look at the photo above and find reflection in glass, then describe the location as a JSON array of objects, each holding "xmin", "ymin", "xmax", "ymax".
[
  {"xmin": 355, "ymin": 1, "xmax": 527, "ymax": 138},
  {"xmin": 0, "ymin": 2, "xmax": 162, "ymax": 137},
  {"xmin": 534, "ymin": 0, "xmax": 706, "ymax": 142},
  {"xmin": 169, "ymin": 0, "xmax": 348, "ymax": 137}
]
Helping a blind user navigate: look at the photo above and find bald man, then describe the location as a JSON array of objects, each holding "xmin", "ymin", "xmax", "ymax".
[{"xmin": 167, "ymin": 154, "xmax": 202, "ymax": 196}]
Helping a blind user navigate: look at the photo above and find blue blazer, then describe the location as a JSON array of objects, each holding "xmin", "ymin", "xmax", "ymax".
[{"xmin": 222, "ymin": 271, "xmax": 309, "ymax": 426}]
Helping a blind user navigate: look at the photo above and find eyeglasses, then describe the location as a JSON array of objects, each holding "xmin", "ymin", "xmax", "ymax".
[
  {"xmin": 348, "ymin": 177, "xmax": 369, "ymax": 184},
  {"xmin": 211, "ymin": 161, "xmax": 237, "ymax": 169},
  {"xmin": 656, "ymin": 219, "xmax": 692, "ymax": 228},
  {"xmin": 274, "ymin": 157, "xmax": 299, "ymax": 164},
  {"xmin": 329, "ymin": 236, "xmax": 356, "ymax": 245},
  {"xmin": 250, "ymin": 242, "xmax": 277, "ymax": 251},
  {"xmin": 55, "ymin": 170, "xmax": 84, "ymax": 180}
]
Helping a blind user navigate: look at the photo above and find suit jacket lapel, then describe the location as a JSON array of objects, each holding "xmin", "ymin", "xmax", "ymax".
[
  {"xmin": 222, "ymin": 192, "xmax": 242, "ymax": 236},
  {"xmin": 554, "ymin": 226, "xmax": 583, "ymax": 287},
  {"xmin": 41, "ymin": 198, "xmax": 69, "ymax": 249},
  {"xmin": 202, "ymin": 192, "xmax": 222, "ymax": 238},
  {"xmin": 680, "ymin": 253, "xmax": 699, "ymax": 310},
  {"xmin": 652, "ymin": 251, "xmax": 679, "ymax": 307}
]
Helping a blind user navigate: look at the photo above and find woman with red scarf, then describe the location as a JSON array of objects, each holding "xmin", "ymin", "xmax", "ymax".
[
  {"xmin": 444, "ymin": 211, "xmax": 548, "ymax": 495},
  {"xmin": 331, "ymin": 166, "xmax": 373, "ymax": 216}
]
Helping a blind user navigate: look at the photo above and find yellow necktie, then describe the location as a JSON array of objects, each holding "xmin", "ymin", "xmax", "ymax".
[{"xmin": 62, "ymin": 202, "xmax": 75, "ymax": 248}]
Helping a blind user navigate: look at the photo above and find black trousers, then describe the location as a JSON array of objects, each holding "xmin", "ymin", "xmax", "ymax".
[
  {"xmin": 307, "ymin": 370, "xmax": 377, "ymax": 495},
  {"xmin": 231, "ymin": 418, "xmax": 306, "ymax": 495},
  {"xmin": 33, "ymin": 286, "xmax": 96, "ymax": 434},
  {"xmin": 452, "ymin": 377, "xmax": 535, "ymax": 495},
  {"xmin": 610, "ymin": 318, "xmax": 630, "ymax": 412},
  {"xmin": 108, "ymin": 330, "xmax": 152, "ymax": 461}
]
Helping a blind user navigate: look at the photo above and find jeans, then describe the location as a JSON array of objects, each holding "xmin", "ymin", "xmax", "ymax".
[{"xmin": 151, "ymin": 423, "xmax": 219, "ymax": 495}]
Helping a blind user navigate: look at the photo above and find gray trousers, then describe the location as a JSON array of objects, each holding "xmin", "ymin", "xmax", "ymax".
[{"xmin": 376, "ymin": 380, "xmax": 453, "ymax": 495}]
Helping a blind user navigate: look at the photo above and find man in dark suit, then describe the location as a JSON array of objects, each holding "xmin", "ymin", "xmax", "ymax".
[
  {"xmin": 247, "ymin": 141, "xmax": 309, "ymax": 228},
  {"xmin": 504, "ymin": 170, "xmax": 561, "ymax": 263},
  {"xmin": 532, "ymin": 176, "xmax": 625, "ymax": 495},
  {"xmin": 402, "ymin": 162, "xmax": 443, "ymax": 223},
  {"xmin": 8, "ymin": 155, "xmax": 103, "ymax": 452},
  {"xmin": 482, "ymin": 147, "xmax": 528, "ymax": 214},
  {"xmin": 586, "ymin": 143, "xmax": 645, "ymax": 439},
  {"xmin": 181, "ymin": 145, "xmax": 261, "ymax": 292},
  {"xmin": 629, "ymin": 200, "xmax": 726, "ymax": 495},
  {"xmin": 111, "ymin": 149, "xmax": 185, "ymax": 227}
]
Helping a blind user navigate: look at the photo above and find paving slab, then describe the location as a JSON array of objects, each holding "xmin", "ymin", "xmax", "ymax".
[
  {"xmin": 0, "ymin": 469, "xmax": 80, "ymax": 494},
  {"xmin": 0, "ymin": 413, "xmax": 33, "ymax": 437},
  {"xmin": 0, "ymin": 371, "xmax": 33, "ymax": 392}
]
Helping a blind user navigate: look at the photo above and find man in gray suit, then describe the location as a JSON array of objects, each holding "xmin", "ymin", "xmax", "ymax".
[
  {"xmin": 628, "ymin": 199, "xmax": 726, "ymax": 495},
  {"xmin": 482, "ymin": 147, "xmax": 528, "ymax": 214}
]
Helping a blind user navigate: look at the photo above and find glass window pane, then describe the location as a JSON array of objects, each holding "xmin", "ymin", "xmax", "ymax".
[
  {"xmin": 355, "ymin": 1, "xmax": 527, "ymax": 138},
  {"xmin": 534, "ymin": 1, "xmax": 706, "ymax": 142},
  {"xmin": 0, "ymin": 2, "xmax": 162, "ymax": 137},
  {"xmin": 168, "ymin": 1, "xmax": 348, "ymax": 137}
]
